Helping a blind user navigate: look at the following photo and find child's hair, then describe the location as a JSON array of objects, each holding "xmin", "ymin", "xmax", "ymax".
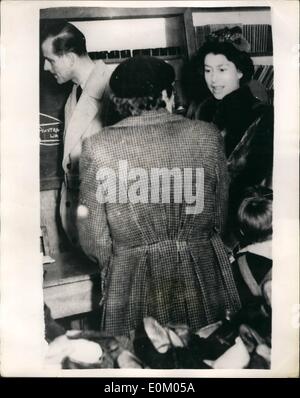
[
  {"xmin": 242, "ymin": 185, "xmax": 273, "ymax": 201},
  {"xmin": 237, "ymin": 186, "xmax": 273, "ymax": 244}
]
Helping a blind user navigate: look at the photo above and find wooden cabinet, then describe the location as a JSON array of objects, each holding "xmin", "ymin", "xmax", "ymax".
[{"xmin": 43, "ymin": 252, "xmax": 101, "ymax": 319}]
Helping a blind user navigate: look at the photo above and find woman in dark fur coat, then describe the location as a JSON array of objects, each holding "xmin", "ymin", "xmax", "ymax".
[
  {"xmin": 187, "ymin": 29, "xmax": 273, "ymax": 181},
  {"xmin": 186, "ymin": 28, "xmax": 273, "ymax": 240}
]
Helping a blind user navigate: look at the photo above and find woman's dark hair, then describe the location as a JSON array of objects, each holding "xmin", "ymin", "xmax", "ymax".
[
  {"xmin": 237, "ymin": 194, "xmax": 272, "ymax": 244},
  {"xmin": 195, "ymin": 41, "xmax": 254, "ymax": 86},
  {"xmin": 110, "ymin": 93, "xmax": 170, "ymax": 118},
  {"xmin": 41, "ymin": 20, "xmax": 87, "ymax": 56}
]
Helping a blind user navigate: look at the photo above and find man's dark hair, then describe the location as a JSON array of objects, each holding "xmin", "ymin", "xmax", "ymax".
[{"xmin": 41, "ymin": 20, "xmax": 87, "ymax": 56}]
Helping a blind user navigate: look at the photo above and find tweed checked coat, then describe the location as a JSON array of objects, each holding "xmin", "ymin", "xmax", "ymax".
[{"xmin": 78, "ymin": 109, "xmax": 241, "ymax": 337}]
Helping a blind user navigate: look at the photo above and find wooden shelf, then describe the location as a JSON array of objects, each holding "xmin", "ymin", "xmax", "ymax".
[
  {"xmin": 252, "ymin": 55, "xmax": 273, "ymax": 66},
  {"xmin": 100, "ymin": 55, "xmax": 184, "ymax": 64},
  {"xmin": 249, "ymin": 52, "xmax": 273, "ymax": 57}
]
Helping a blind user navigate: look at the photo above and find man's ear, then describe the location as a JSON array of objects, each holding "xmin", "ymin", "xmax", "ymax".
[{"xmin": 237, "ymin": 70, "xmax": 243, "ymax": 80}]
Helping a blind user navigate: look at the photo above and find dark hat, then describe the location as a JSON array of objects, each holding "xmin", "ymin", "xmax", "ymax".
[
  {"xmin": 110, "ymin": 55, "xmax": 175, "ymax": 98},
  {"xmin": 207, "ymin": 26, "xmax": 251, "ymax": 53}
]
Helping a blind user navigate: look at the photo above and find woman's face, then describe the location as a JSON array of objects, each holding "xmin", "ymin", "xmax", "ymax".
[{"xmin": 204, "ymin": 53, "xmax": 243, "ymax": 100}]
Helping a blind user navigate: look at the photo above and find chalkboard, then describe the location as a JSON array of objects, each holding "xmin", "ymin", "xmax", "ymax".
[
  {"xmin": 40, "ymin": 65, "xmax": 72, "ymax": 191},
  {"xmin": 40, "ymin": 112, "xmax": 63, "ymax": 190}
]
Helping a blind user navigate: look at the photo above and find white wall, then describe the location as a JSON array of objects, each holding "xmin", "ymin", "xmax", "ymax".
[{"xmin": 72, "ymin": 16, "xmax": 185, "ymax": 52}]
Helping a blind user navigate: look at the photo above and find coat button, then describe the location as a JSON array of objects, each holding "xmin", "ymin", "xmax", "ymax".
[{"xmin": 66, "ymin": 201, "xmax": 71, "ymax": 207}]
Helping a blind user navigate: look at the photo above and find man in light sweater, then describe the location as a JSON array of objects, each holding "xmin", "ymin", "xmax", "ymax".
[{"xmin": 41, "ymin": 21, "xmax": 110, "ymax": 247}]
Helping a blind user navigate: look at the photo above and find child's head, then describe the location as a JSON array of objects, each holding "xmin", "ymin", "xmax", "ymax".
[
  {"xmin": 242, "ymin": 185, "xmax": 273, "ymax": 201},
  {"xmin": 237, "ymin": 186, "xmax": 273, "ymax": 245}
]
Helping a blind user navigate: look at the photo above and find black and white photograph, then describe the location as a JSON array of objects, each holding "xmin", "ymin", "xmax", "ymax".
[{"xmin": 1, "ymin": 0, "xmax": 299, "ymax": 377}]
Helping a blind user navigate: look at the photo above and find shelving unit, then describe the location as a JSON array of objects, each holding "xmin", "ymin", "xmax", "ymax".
[
  {"xmin": 40, "ymin": 6, "xmax": 273, "ymax": 78},
  {"xmin": 188, "ymin": 7, "xmax": 273, "ymax": 66},
  {"xmin": 89, "ymin": 53, "xmax": 184, "ymax": 65},
  {"xmin": 40, "ymin": 7, "xmax": 273, "ymax": 57},
  {"xmin": 251, "ymin": 55, "xmax": 273, "ymax": 66},
  {"xmin": 107, "ymin": 54, "xmax": 182, "ymax": 63},
  {"xmin": 100, "ymin": 55, "xmax": 183, "ymax": 65}
]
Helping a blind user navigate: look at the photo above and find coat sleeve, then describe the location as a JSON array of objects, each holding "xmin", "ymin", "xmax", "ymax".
[
  {"xmin": 78, "ymin": 137, "xmax": 112, "ymax": 270},
  {"xmin": 211, "ymin": 124, "xmax": 230, "ymax": 236}
]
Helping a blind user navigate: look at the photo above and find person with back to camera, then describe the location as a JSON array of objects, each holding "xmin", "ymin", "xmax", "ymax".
[
  {"xmin": 231, "ymin": 185, "xmax": 273, "ymax": 307},
  {"xmin": 41, "ymin": 20, "xmax": 111, "ymax": 248},
  {"xmin": 186, "ymin": 27, "xmax": 274, "ymax": 210},
  {"xmin": 77, "ymin": 55, "xmax": 241, "ymax": 337}
]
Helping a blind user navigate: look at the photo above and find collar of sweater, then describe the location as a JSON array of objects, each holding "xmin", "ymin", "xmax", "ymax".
[
  {"xmin": 83, "ymin": 60, "xmax": 109, "ymax": 100},
  {"xmin": 238, "ymin": 239, "xmax": 272, "ymax": 260}
]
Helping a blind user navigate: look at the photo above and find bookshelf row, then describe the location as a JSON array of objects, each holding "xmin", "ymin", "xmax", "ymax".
[
  {"xmin": 253, "ymin": 64, "xmax": 273, "ymax": 90},
  {"xmin": 89, "ymin": 46, "xmax": 184, "ymax": 63},
  {"xmin": 195, "ymin": 24, "xmax": 273, "ymax": 56}
]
